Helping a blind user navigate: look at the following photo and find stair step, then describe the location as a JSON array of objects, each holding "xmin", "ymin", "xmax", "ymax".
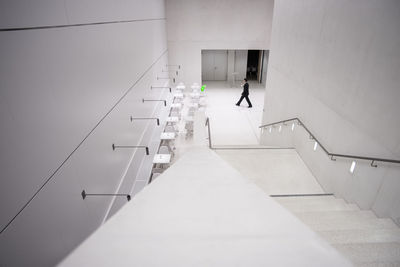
[
  {"xmin": 332, "ymin": 242, "xmax": 400, "ymax": 265},
  {"xmin": 276, "ymin": 196, "xmax": 400, "ymax": 265},
  {"xmin": 355, "ymin": 261, "xmax": 400, "ymax": 267},
  {"xmin": 212, "ymin": 145, "xmax": 286, "ymax": 149},
  {"xmin": 275, "ymin": 197, "xmax": 359, "ymax": 212},
  {"xmin": 273, "ymin": 195, "xmax": 336, "ymax": 202},
  {"xmin": 295, "ymin": 210, "xmax": 376, "ymax": 221},
  {"xmin": 295, "ymin": 211, "xmax": 397, "ymax": 231},
  {"xmin": 317, "ymin": 228, "xmax": 400, "ymax": 244}
]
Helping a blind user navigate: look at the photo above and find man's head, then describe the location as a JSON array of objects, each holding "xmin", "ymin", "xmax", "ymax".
[{"xmin": 244, "ymin": 78, "xmax": 248, "ymax": 82}]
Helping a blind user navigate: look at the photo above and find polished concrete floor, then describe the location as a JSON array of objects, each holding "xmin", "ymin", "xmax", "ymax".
[
  {"xmin": 204, "ymin": 81, "xmax": 265, "ymax": 146},
  {"xmin": 172, "ymin": 80, "xmax": 265, "ymax": 159},
  {"xmin": 183, "ymin": 81, "xmax": 325, "ymax": 196}
]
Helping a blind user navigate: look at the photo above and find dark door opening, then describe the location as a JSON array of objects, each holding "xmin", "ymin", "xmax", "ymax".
[{"xmin": 246, "ymin": 50, "xmax": 260, "ymax": 81}]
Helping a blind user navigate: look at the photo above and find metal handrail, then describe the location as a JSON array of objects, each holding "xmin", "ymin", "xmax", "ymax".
[
  {"xmin": 205, "ymin": 117, "xmax": 212, "ymax": 149},
  {"xmin": 112, "ymin": 144, "xmax": 150, "ymax": 155},
  {"xmin": 142, "ymin": 99, "xmax": 167, "ymax": 107},
  {"xmin": 81, "ymin": 190, "xmax": 131, "ymax": 201},
  {"xmin": 259, "ymin": 117, "xmax": 400, "ymax": 167}
]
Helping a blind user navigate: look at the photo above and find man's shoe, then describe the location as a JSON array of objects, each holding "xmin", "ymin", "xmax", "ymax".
[
  {"xmin": 248, "ymin": 106, "xmax": 252, "ymax": 108},
  {"xmin": 236, "ymin": 103, "xmax": 240, "ymax": 106}
]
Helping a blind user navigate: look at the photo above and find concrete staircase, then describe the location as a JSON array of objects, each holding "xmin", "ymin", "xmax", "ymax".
[{"xmin": 274, "ymin": 196, "xmax": 400, "ymax": 266}]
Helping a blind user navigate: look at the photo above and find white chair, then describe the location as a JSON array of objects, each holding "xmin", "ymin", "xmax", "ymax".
[
  {"xmin": 198, "ymin": 98, "xmax": 207, "ymax": 108},
  {"xmin": 151, "ymin": 172, "xmax": 161, "ymax": 181},
  {"xmin": 158, "ymin": 145, "xmax": 173, "ymax": 159},
  {"xmin": 170, "ymin": 103, "xmax": 182, "ymax": 119},
  {"xmin": 152, "ymin": 154, "xmax": 171, "ymax": 172},
  {"xmin": 173, "ymin": 93, "xmax": 184, "ymax": 103},
  {"xmin": 164, "ymin": 125, "xmax": 178, "ymax": 134},
  {"xmin": 188, "ymin": 103, "xmax": 198, "ymax": 116},
  {"xmin": 185, "ymin": 116, "xmax": 194, "ymax": 138}
]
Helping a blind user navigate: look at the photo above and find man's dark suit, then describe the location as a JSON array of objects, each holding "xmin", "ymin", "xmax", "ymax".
[{"xmin": 236, "ymin": 82, "xmax": 252, "ymax": 107}]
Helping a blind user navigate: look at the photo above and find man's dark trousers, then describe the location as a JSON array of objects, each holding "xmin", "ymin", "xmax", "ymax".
[{"xmin": 236, "ymin": 95, "xmax": 252, "ymax": 107}]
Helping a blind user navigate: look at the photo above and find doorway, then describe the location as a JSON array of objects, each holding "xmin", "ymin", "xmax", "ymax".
[
  {"xmin": 246, "ymin": 50, "xmax": 260, "ymax": 81},
  {"xmin": 201, "ymin": 49, "xmax": 269, "ymax": 85},
  {"xmin": 201, "ymin": 50, "xmax": 228, "ymax": 81}
]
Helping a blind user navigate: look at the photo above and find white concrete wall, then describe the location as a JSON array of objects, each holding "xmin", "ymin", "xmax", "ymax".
[
  {"xmin": 261, "ymin": 0, "xmax": 400, "ymax": 225},
  {"xmin": 227, "ymin": 50, "xmax": 235, "ymax": 84},
  {"xmin": 261, "ymin": 50, "xmax": 269, "ymax": 85},
  {"xmin": 166, "ymin": 0, "xmax": 274, "ymax": 85},
  {"xmin": 0, "ymin": 0, "xmax": 169, "ymax": 266},
  {"xmin": 235, "ymin": 50, "xmax": 248, "ymax": 81}
]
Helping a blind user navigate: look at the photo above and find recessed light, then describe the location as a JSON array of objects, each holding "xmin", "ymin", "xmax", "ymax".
[
  {"xmin": 350, "ymin": 161, "xmax": 356, "ymax": 173},
  {"xmin": 313, "ymin": 141, "xmax": 318, "ymax": 151}
]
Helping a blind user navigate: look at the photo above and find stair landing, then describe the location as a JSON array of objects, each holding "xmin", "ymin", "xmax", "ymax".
[{"xmin": 59, "ymin": 148, "xmax": 350, "ymax": 267}]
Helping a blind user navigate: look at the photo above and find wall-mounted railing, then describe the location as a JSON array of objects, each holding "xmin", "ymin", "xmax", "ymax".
[
  {"xmin": 112, "ymin": 144, "xmax": 150, "ymax": 155},
  {"xmin": 166, "ymin": 64, "xmax": 181, "ymax": 69},
  {"xmin": 205, "ymin": 117, "xmax": 212, "ymax": 149},
  {"xmin": 156, "ymin": 76, "xmax": 175, "ymax": 83},
  {"xmin": 142, "ymin": 99, "xmax": 167, "ymax": 107},
  {"xmin": 259, "ymin": 118, "xmax": 400, "ymax": 168},
  {"xmin": 81, "ymin": 190, "xmax": 131, "ymax": 201},
  {"xmin": 130, "ymin": 116, "xmax": 160, "ymax": 126},
  {"xmin": 150, "ymin": 86, "xmax": 172, "ymax": 93},
  {"xmin": 161, "ymin": 70, "xmax": 179, "ymax": 76}
]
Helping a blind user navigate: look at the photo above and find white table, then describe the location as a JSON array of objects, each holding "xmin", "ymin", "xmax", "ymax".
[
  {"xmin": 160, "ymin": 132, "xmax": 176, "ymax": 155},
  {"xmin": 173, "ymin": 93, "xmax": 184, "ymax": 103},
  {"xmin": 170, "ymin": 103, "xmax": 182, "ymax": 109},
  {"xmin": 152, "ymin": 154, "xmax": 171, "ymax": 170},
  {"xmin": 187, "ymin": 103, "xmax": 199, "ymax": 108},
  {"xmin": 152, "ymin": 153, "xmax": 172, "ymax": 174},
  {"xmin": 173, "ymin": 93, "xmax": 184, "ymax": 98},
  {"xmin": 166, "ymin": 116, "xmax": 179, "ymax": 123},
  {"xmin": 190, "ymin": 92, "xmax": 200, "ymax": 98},
  {"xmin": 153, "ymin": 153, "xmax": 171, "ymax": 164},
  {"xmin": 165, "ymin": 116, "xmax": 179, "ymax": 133},
  {"xmin": 160, "ymin": 132, "xmax": 175, "ymax": 140},
  {"xmin": 176, "ymin": 85, "xmax": 185, "ymax": 89}
]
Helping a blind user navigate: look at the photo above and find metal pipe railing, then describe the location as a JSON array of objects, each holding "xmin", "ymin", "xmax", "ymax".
[
  {"xmin": 166, "ymin": 64, "xmax": 181, "ymax": 69},
  {"xmin": 156, "ymin": 77, "xmax": 176, "ymax": 83},
  {"xmin": 142, "ymin": 99, "xmax": 167, "ymax": 107},
  {"xmin": 81, "ymin": 190, "xmax": 131, "ymax": 201},
  {"xmin": 205, "ymin": 117, "xmax": 212, "ymax": 149},
  {"xmin": 150, "ymin": 86, "xmax": 172, "ymax": 93},
  {"xmin": 112, "ymin": 144, "xmax": 149, "ymax": 155},
  {"xmin": 161, "ymin": 70, "xmax": 179, "ymax": 76},
  {"xmin": 130, "ymin": 116, "xmax": 160, "ymax": 126},
  {"xmin": 260, "ymin": 117, "xmax": 400, "ymax": 167}
]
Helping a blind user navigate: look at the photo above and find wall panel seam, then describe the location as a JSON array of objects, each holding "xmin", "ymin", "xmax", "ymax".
[{"xmin": 0, "ymin": 18, "xmax": 166, "ymax": 32}]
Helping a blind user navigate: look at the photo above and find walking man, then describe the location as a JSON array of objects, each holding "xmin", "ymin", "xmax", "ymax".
[{"xmin": 236, "ymin": 78, "xmax": 252, "ymax": 108}]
